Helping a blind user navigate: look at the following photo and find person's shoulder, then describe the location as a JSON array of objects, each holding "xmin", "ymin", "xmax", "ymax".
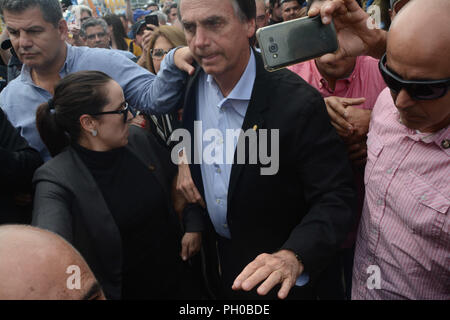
[
  {"xmin": 33, "ymin": 149, "xmax": 74, "ymax": 183},
  {"xmin": 262, "ymin": 66, "xmax": 324, "ymax": 107},
  {"xmin": 372, "ymin": 87, "xmax": 396, "ymax": 119},
  {"xmin": 73, "ymin": 46, "xmax": 131, "ymax": 63},
  {"xmin": 0, "ymin": 76, "xmax": 26, "ymax": 97}
]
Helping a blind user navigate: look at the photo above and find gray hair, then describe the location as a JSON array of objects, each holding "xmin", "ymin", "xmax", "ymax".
[
  {"xmin": 150, "ymin": 10, "xmax": 167, "ymax": 25},
  {"xmin": 0, "ymin": 0, "xmax": 63, "ymax": 27},
  {"xmin": 77, "ymin": 4, "xmax": 92, "ymax": 17},
  {"xmin": 80, "ymin": 17, "xmax": 108, "ymax": 38}
]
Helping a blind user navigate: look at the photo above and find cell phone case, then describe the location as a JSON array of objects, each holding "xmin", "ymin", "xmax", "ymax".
[{"xmin": 256, "ymin": 15, "xmax": 339, "ymax": 72}]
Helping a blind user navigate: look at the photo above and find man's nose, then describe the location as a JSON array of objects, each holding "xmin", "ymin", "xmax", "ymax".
[
  {"xmin": 394, "ymin": 89, "xmax": 416, "ymax": 110},
  {"xmin": 194, "ymin": 27, "xmax": 210, "ymax": 48},
  {"xmin": 18, "ymin": 31, "xmax": 33, "ymax": 48}
]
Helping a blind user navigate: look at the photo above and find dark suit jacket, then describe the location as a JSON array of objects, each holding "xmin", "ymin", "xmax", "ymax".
[
  {"xmin": 0, "ymin": 108, "xmax": 42, "ymax": 224},
  {"xmin": 32, "ymin": 126, "xmax": 202, "ymax": 299},
  {"xmin": 181, "ymin": 52, "xmax": 356, "ymax": 299}
]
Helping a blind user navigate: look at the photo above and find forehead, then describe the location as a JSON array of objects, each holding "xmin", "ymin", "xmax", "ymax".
[
  {"xmin": 180, "ymin": 0, "xmax": 235, "ymax": 21},
  {"xmin": 282, "ymin": 1, "xmax": 300, "ymax": 9},
  {"xmin": 3, "ymin": 6, "xmax": 50, "ymax": 29},
  {"xmin": 86, "ymin": 25, "xmax": 104, "ymax": 33}
]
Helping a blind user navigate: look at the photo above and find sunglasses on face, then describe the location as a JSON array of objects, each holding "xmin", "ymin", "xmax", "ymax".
[
  {"xmin": 379, "ymin": 53, "xmax": 450, "ymax": 100},
  {"xmin": 91, "ymin": 101, "xmax": 136, "ymax": 123},
  {"xmin": 150, "ymin": 48, "xmax": 173, "ymax": 60}
]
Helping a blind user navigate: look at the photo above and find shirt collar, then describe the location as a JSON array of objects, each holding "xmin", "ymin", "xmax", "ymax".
[
  {"xmin": 313, "ymin": 57, "xmax": 359, "ymax": 93},
  {"xmin": 399, "ymin": 112, "xmax": 450, "ymax": 156},
  {"xmin": 206, "ymin": 49, "xmax": 256, "ymax": 117}
]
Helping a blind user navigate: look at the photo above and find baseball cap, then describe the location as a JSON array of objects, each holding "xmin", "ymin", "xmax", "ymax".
[
  {"xmin": 133, "ymin": 9, "xmax": 151, "ymax": 22},
  {"xmin": 131, "ymin": 20, "xmax": 147, "ymax": 39}
]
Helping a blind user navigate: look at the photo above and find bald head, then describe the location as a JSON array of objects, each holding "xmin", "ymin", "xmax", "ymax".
[
  {"xmin": 384, "ymin": 0, "xmax": 450, "ymax": 133},
  {"xmin": 388, "ymin": 0, "xmax": 450, "ymax": 74},
  {"xmin": 0, "ymin": 225, "xmax": 104, "ymax": 300}
]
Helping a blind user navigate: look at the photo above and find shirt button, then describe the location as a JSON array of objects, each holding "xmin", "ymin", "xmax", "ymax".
[
  {"xmin": 216, "ymin": 199, "xmax": 221, "ymax": 204},
  {"xmin": 420, "ymin": 195, "xmax": 427, "ymax": 201},
  {"xmin": 223, "ymin": 224, "xmax": 228, "ymax": 229},
  {"xmin": 216, "ymin": 167, "xmax": 221, "ymax": 174},
  {"xmin": 377, "ymin": 199, "xmax": 383, "ymax": 206},
  {"xmin": 441, "ymin": 139, "xmax": 450, "ymax": 149},
  {"xmin": 387, "ymin": 168, "xmax": 393, "ymax": 174}
]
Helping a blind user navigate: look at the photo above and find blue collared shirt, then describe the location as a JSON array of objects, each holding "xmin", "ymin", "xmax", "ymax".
[
  {"xmin": 196, "ymin": 49, "xmax": 256, "ymax": 239},
  {"xmin": 195, "ymin": 50, "xmax": 309, "ymax": 287},
  {"xmin": 0, "ymin": 44, "xmax": 185, "ymax": 161}
]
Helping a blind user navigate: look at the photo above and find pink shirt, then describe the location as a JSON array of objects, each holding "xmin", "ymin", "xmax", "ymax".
[
  {"xmin": 288, "ymin": 56, "xmax": 386, "ymax": 110},
  {"xmin": 352, "ymin": 88, "xmax": 450, "ymax": 300}
]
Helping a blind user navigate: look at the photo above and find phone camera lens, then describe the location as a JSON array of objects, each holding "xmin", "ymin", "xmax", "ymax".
[{"xmin": 269, "ymin": 43, "xmax": 278, "ymax": 53}]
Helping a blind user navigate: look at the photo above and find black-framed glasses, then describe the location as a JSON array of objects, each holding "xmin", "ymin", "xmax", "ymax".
[
  {"xmin": 91, "ymin": 101, "xmax": 136, "ymax": 123},
  {"xmin": 150, "ymin": 48, "xmax": 173, "ymax": 60},
  {"xmin": 379, "ymin": 53, "xmax": 450, "ymax": 101}
]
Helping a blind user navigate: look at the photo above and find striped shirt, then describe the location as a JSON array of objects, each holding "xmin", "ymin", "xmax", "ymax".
[{"xmin": 352, "ymin": 88, "xmax": 450, "ymax": 300}]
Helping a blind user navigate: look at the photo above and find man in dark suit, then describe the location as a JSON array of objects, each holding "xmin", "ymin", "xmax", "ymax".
[
  {"xmin": 176, "ymin": 0, "xmax": 355, "ymax": 299},
  {"xmin": 0, "ymin": 108, "xmax": 42, "ymax": 224}
]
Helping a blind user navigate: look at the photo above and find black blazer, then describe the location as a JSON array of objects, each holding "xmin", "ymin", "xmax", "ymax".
[
  {"xmin": 32, "ymin": 126, "xmax": 200, "ymax": 299},
  {"xmin": 182, "ymin": 52, "xmax": 356, "ymax": 299},
  {"xmin": 0, "ymin": 108, "xmax": 42, "ymax": 224}
]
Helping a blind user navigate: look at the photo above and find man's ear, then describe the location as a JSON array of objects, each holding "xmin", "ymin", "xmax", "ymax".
[
  {"xmin": 58, "ymin": 18, "xmax": 68, "ymax": 40},
  {"xmin": 246, "ymin": 18, "xmax": 257, "ymax": 39},
  {"xmin": 79, "ymin": 114, "xmax": 97, "ymax": 133}
]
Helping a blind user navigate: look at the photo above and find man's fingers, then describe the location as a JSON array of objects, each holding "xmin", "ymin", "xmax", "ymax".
[
  {"xmin": 342, "ymin": 97, "xmax": 366, "ymax": 106},
  {"xmin": 277, "ymin": 278, "xmax": 294, "ymax": 300},
  {"xmin": 240, "ymin": 266, "xmax": 273, "ymax": 292},
  {"xmin": 256, "ymin": 270, "xmax": 284, "ymax": 296},
  {"xmin": 180, "ymin": 240, "xmax": 188, "ymax": 261},
  {"xmin": 232, "ymin": 257, "xmax": 266, "ymax": 290},
  {"xmin": 327, "ymin": 103, "xmax": 353, "ymax": 131}
]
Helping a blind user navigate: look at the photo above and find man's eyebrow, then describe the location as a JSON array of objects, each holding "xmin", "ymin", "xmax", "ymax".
[
  {"xmin": 182, "ymin": 15, "xmax": 225, "ymax": 25},
  {"xmin": 7, "ymin": 25, "xmax": 45, "ymax": 32},
  {"xmin": 82, "ymin": 281, "xmax": 103, "ymax": 300}
]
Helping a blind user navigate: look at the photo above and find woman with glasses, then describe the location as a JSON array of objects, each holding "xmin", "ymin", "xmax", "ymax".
[
  {"xmin": 32, "ymin": 71, "xmax": 204, "ymax": 300},
  {"xmin": 141, "ymin": 26, "xmax": 187, "ymax": 146}
]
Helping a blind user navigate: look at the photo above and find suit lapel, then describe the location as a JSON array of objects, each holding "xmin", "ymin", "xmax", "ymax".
[
  {"xmin": 227, "ymin": 52, "xmax": 269, "ymax": 208},
  {"xmin": 65, "ymin": 149, "xmax": 122, "ymax": 275}
]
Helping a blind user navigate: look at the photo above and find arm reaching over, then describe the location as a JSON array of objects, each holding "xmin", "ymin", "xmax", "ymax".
[{"xmin": 308, "ymin": 0, "xmax": 387, "ymax": 62}]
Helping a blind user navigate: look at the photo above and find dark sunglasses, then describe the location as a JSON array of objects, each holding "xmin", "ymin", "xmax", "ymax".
[
  {"xmin": 379, "ymin": 53, "xmax": 450, "ymax": 100},
  {"xmin": 91, "ymin": 101, "xmax": 136, "ymax": 123}
]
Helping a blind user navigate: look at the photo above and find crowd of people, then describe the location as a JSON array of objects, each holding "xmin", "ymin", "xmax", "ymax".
[{"xmin": 0, "ymin": 0, "xmax": 448, "ymax": 300}]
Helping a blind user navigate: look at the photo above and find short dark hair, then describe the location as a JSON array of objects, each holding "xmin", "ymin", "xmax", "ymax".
[
  {"xmin": 36, "ymin": 71, "xmax": 112, "ymax": 157},
  {"xmin": 280, "ymin": 0, "xmax": 306, "ymax": 7},
  {"xmin": 0, "ymin": 0, "xmax": 62, "ymax": 27},
  {"xmin": 178, "ymin": 0, "xmax": 256, "ymax": 23},
  {"xmin": 80, "ymin": 18, "xmax": 108, "ymax": 38}
]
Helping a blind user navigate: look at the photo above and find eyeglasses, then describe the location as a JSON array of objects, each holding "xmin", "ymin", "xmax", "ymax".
[
  {"xmin": 86, "ymin": 32, "xmax": 107, "ymax": 40},
  {"xmin": 150, "ymin": 48, "xmax": 173, "ymax": 60},
  {"xmin": 379, "ymin": 53, "xmax": 450, "ymax": 100},
  {"xmin": 91, "ymin": 101, "xmax": 136, "ymax": 123}
]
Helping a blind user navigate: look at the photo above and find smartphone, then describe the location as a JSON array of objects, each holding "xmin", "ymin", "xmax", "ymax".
[
  {"xmin": 256, "ymin": 15, "xmax": 339, "ymax": 72},
  {"xmin": 145, "ymin": 14, "xmax": 159, "ymax": 28}
]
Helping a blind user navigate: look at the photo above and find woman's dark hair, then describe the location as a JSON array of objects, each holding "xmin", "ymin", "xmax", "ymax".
[
  {"xmin": 103, "ymin": 14, "xmax": 128, "ymax": 51},
  {"xmin": 36, "ymin": 71, "xmax": 112, "ymax": 157}
]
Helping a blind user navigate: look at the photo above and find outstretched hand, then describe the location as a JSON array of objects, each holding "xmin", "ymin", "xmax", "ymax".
[
  {"xmin": 232, "ymin": 250, "xmax": 304, "ymax": 299},
  {"xmin": 308, "ymin": 0, "xmax": 387, "ymax": 63}
]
